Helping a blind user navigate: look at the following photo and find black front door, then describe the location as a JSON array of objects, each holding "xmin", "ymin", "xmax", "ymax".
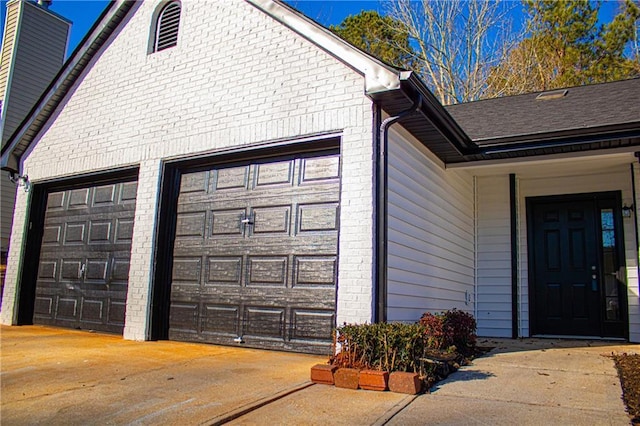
[{"xmin": 528, "ymin": 192, "xmax": 627, "ymax": 338}]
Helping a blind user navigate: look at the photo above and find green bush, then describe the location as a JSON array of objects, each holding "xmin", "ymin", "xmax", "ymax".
[
  {"xmin": 331, "ymin": 309, "xmax": 477, "ymax": 375},
  {"xmin": 331, "ymin": 322, "xmax": 426, "ymax": 373}
]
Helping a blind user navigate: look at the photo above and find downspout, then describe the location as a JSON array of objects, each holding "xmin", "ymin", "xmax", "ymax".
[
  {"xmin": 632, "ymin": 155, "xmax": 640, "ymax": 296},
  {"xmin": 375, "ymin": 95, "xmax": 422, "ymax": 323},
  {"xmin": 509, "ymin": 173, "xmax": 519, "ymax": 339}
]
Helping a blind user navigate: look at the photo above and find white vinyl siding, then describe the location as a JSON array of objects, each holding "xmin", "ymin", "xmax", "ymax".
[
  {"xmin": 0, "ymin": 1, "xmax": 69, "ymax": 145},
  {"xmin": 476, "ymin": 175, "xmax": 512, "ymax": 337},
  {"xmin": 386, "ymin": 126, "xmax": 474, "ymax": 322},
  {"xmin": 0, "ymin": 3, "xmax": 19, "ymax": 121}
]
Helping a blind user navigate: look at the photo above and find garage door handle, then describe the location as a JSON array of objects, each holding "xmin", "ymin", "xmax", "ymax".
[{"xmin": 241, "ymin": 212, "xmax": 254, "ymax": 226}]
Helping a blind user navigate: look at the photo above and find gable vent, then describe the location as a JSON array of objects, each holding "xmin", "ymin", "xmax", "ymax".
[
  {"xmin": 535, "ymin": 89, "xmax": 568, "ymax": 101},
  {"xmin": 154, "ymin": 2, "xmax": 181, "ymax": 52}
]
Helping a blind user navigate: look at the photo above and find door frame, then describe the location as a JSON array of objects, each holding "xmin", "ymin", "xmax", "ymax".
[{"xmin": 526, "ymin": 191, "xmax": 629, "ymax": 339}]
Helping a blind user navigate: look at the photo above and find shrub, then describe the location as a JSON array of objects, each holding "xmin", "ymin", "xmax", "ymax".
[
  {"xmin": 330, "ymin": 309, "xmax": 478, "ymax": 387},
  {"xmin": 331, "ymin": 322, "xmax": 426, "ymax": 373},
  {"xmin": 419, "ymin": 309, "xmax": 477, "ymax": 356}
]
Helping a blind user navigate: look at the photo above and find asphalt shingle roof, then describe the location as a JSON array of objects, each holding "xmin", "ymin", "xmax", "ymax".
[{"xmin": 445, "ymin": 78, "xmax": 640, "ymax": 143}]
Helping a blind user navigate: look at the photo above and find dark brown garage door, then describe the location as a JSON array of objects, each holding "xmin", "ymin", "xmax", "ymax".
[
  {"xmin": 33, "ymin": 180, "xmax": 137, "ymax": 334},
  {"xmin": 169, "ymin": 152, "xmax": 340, "ymax": 353}
]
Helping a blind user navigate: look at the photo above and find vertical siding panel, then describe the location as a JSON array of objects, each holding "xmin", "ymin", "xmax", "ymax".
[
  {"xmin": 386, "ymin": 127, "xmax": 474, "ymax": 322},
  {"xmin": 0, "ymin": 3, "xmax": 19, "ymax": 112},
  {"xmin": 476, "ymin": 175, "xmax": 512, "ymax": 337},
  {"xmin": 1, "ymin": 2, "xmax": 69, "ymax": 144}
]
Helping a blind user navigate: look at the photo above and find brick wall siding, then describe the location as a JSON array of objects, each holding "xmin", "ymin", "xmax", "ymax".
[{"xmin": 1, "ymin": 0, "xmax": 376, "ymax": 336}]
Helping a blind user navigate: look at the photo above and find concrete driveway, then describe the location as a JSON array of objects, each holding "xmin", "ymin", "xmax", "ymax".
[{"xmin": 1, "ymin": 326, "xmax": 638, "ymax": 425}]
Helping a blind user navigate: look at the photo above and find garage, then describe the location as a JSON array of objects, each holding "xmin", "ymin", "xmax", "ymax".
[
  {"xmin": 168, "ymin": 150, "xmax": 340, "ymax": 353},
  {"xmin": 32, "ymin": 179, "xmax": 138, "ymax": 334}
]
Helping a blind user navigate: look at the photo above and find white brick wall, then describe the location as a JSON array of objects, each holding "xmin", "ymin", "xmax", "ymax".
[
  {"xmin": 123, "ymin": 159, "xmax": 162, "ymax": 340},
  {"xmin": 1, "ymin": 0, "xmax": 376, "ymax": 334},
  {"xmin": 0, "ymin": 186, "xmax": 28, "ymax": 325}
]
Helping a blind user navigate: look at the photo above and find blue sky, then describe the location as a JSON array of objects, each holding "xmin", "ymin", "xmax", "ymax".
[{"xmin": 0, "ymin": 0, "xmax": 625, "ymax": 59}]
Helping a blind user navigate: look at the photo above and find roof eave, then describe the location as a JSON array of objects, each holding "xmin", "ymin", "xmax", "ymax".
[{"xmin": 399, "ymin": 71, "xmax": 477, "ymax": 155}]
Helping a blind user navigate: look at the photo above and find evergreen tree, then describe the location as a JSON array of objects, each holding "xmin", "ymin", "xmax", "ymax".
[
  {"xmin": 487, "ymin": 0, "xmax": 640, "ymax": 97},
  {"xmin": 329, "ymin": 10, "xmax": 418, "ymax": 70}
]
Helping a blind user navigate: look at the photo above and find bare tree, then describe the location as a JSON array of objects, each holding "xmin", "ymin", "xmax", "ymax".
[{"xmin": 385, "ymin": 0, "xmax": 518, "ymax": 105}]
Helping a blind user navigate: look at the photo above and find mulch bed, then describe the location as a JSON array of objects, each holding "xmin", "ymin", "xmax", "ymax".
[{"xmin": 612, "ymin": 353, "xmax": 640, "ymax": 425}]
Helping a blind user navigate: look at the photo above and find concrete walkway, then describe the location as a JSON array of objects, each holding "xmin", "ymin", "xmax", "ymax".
[
  {"xmin": 1, "ymin": 326, "xmax": 638, "ymax": 425},
  {"xmin": 388, "ymin": 338, "xmax": 638, "ymax": 426}
]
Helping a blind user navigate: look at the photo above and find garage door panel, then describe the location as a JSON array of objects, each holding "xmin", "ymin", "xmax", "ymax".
[
  {"xmin": 61, "ymin": 259, "xmax": 83, "ymax": 280},
  {"xmin": 120, "ymin": 182, "xmax": 138, "ymax": 204},
  {"xmin": 88, "ymin": 220, "xmax": 112, "ymax": 244},
  {"xmin": 63, "ymin": 222, "xmax": 87, "ymax": 245},
  {"xmin": 108, "ymin": 300, "xmax": 127, "ymax": 325},
  {"xmin": 247, "ymin": 256, "xmax": 288, "ymax": 287},
  {"xmin": 46, "ymin": 192, "xmax": 66, "ymax": 210},
  {"xmin": 293, "ymin": 256, "xmax": 337, "ymax": 287},
  {"xmin": 172, "ymin": 257, "xmax": 202, "ymax": 283},
  {"xmin": 56, "ymin": 297, "xmax": 79, "ymax": 319},
  {"xmin": 206, "ymin": 257, "xmax": 243, "ymax": 286},
  {"xmin": 215, "ymin": 166, "xmax": 250, "ymax": 190},
  {"xmin": 201, "ymin": 304, "xmax": 240, "ymax": 336},
  {"xmin": 69, "ymin": 188, "xmax": 91, "ymax": 208},
  {"xmin": 297, "ymin": 203, "xmax": 339, "ymax": 232},
  {"xmin": 169, "ymin": 302, "xmax": 199, "ymax": 335},
  {"xmin": 37, "ymin": 260, "xmax": 58, "ymax": 281},
  {"xmin": 42, "ymin": 225, "xmax": 63, "ymax": 246},
  {"xmin": 180, "ymin": 170, "xmax": 210, "ymax": 194},
  {"xmin": 251, "ymin": 206, "xmax": 291, "ymax": 235},
  {"xmin": 300, "ymin": 155, "xmax": 340, "ymax": 182},
  {"xmin": 254, "ymin": 161, "xmax": 294, "ymax": 187},
  {"xmin": 92, "ymin": 184, "xmax": 118, "ymax": 206},
  {"xmin": 290, "ymin": 309, "xmax": 335, "ymax": 341},
  {"xmin": 34, "ymin": 181, "xmax": 136, "ymax": 334},
  {"xmin": 175, "ymin": 211, "xmax": 206, "ymax": 238},
  {"xmin": 34, "ymin": 296, "xmax": 54, "ymax": 317},
  {"xmin": 84, "ymin": 259, "xmax": 109, "ymax": 282},
  {"xmin": 243, "ymin": 306, "xmax": 285, "ymax": 338},
  {"xmin": 111, "ymin": 258, "xmax": 131, "ymax": 282},
  {"xmin": 80, "ymin": 299, "xmax": 105, "ymax": 323},
  {"xmin": 115, "ymin": 218, "xmax": 135, "ymax": 243},
  {"xmin": 211, "ymin": 209, "xmax": 245, "ymax": 236},
  {"xmin": 169, "ymin": 152, "xmax": 339, "ymax": 353}
]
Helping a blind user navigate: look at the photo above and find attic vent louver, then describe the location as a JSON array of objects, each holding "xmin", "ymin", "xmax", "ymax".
[
  {"xmin": 535, "ymin": 89, "xmax": 568, "ymax": 100},
  {"xmin": 154, "ymin": 2, "xmax": 181, "ymax": 52}
]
